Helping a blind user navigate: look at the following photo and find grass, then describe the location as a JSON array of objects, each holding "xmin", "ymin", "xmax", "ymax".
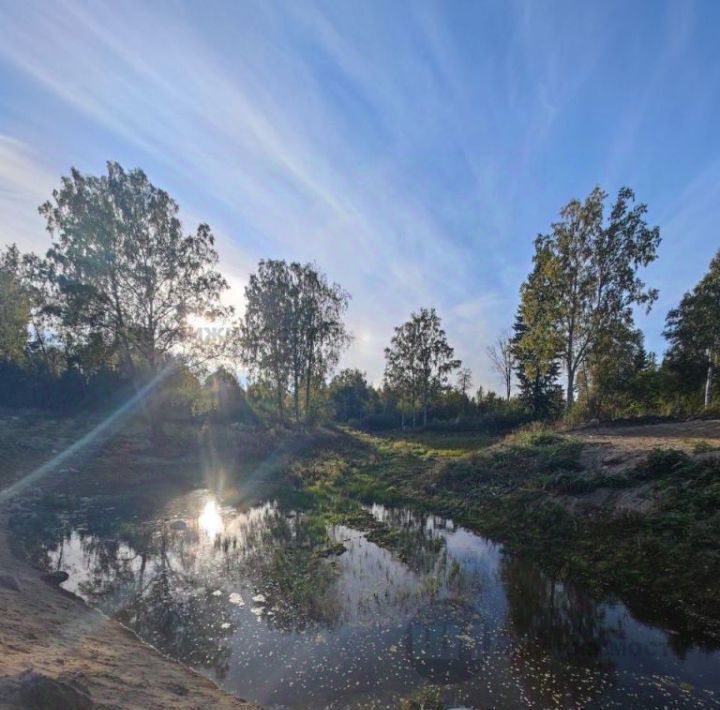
[{"xmin": 276, "ymin": 424, "xmax": 720, "ymax": 645}]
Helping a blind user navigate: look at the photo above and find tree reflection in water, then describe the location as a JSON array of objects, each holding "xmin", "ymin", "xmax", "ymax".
[
  {"xmin": 37, "ymin": 497, "xmax": 347, "ymax": 680},
  {"xmin": 13, "ymin": 494, "xmax": 720, "ymax": 708},
  {"xmin": 501, "ymin": 553, "xmax": 621, "ymax": 705}
]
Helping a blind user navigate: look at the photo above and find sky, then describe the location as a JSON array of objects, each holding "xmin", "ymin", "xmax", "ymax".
[{"xmin": 1, "ymin": 0, "xmax": 719, "ymax": 390}]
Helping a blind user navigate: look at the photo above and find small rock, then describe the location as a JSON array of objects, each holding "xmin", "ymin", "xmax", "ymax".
[
  {"xmin": 42, "ymin": 570, "xmax": 69, "ymax": 586},
  {"xmin": 169, "ymin": 519, "xmax": 187, "ymax": 531}
]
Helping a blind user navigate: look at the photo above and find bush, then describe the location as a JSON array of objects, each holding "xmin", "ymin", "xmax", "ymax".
[
  {"xmin": 0, "ymin": 359, "xmax": 128, "ymax": 411},
  {"xmin": 632, "ymin": 449, "xmax": 690, "ymax": 482},
  {"xmin": 358, "ymin": 412, "xmax": 402, "ymax": 431},
  {"xmin": 506, "ymin": 421, "xmax": 562, "ymax": 446},
  {"xmin": 424, "ymin": 411, "xmax": 532, "ymax": 434}
]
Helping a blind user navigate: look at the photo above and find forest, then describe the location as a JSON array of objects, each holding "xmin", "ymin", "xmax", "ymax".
[{"xmin": 1, "ymin": 161, "xmax": 718, "ymax": 434}]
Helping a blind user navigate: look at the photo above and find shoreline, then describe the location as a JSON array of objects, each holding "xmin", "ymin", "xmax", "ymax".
[
  {"xmin": 0, "ymin": 411, "xmax": 256, "ymax": 710},
  {"xmin": 0, "ymin": 509, "xmax": 256, "ymax": 710}
]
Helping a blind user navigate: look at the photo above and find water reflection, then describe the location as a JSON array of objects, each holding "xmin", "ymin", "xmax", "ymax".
[
  {"xmin": 13, "ymin": 493, "xmax": 720, "ymax": 708},
  {"xmin": 198, "ymin": 499, "xmax": 224, "ymax": 539}
]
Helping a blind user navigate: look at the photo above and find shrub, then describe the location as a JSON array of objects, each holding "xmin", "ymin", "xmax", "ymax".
[
  {"xmin": 632, "ymin": 449, "xmax": 690, "ymax": 482},
  {"xmin": 359, "ymin": 412, "xmax": 402, "ymax": 431}
]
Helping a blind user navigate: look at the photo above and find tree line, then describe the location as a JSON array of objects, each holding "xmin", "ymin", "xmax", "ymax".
[{"xmin": 1, "ymin": 161, "xmax": 718, "ymax": 431}]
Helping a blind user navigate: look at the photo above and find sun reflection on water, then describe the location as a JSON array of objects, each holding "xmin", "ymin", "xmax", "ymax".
[{"xmin": 198, "ymin": 499, "xmax": 223, "ymax": 539}]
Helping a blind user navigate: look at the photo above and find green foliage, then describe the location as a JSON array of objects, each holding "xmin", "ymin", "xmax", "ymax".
[
  {"xmin": 512, "ymin": 310, "xmax": 563, "ymax": 419},
  {"xmin": 39, "ymin": 162, "xmax": 231, "ymax": 377},
  {"xmin": 357, "ymin": 411, "xmax": 402, "ymax": 431},
  {"xmin": 328, "ymin": 368, "xmax": 372, "ymax": 421},
  {"xmin": 0, "ymin": 245, "xmax": 31, "ymax": 364},
  {"xmin": 632, "ymin": 448, "xmax": 691, "ymax": 480},
  {"xmin": 665, "ymin": 249, "xmax": 720, "ymax": 408},
  {"xmin": 204, "ymin": 367, "xmax": 256, "ymax": 423},
  {"xmin": 456, "ymin": 366, "xmax": 473, "ymax": 398},
  {"xmin": 0, "ymin": 163, "xmax": 714, "ymax": 434},
  {"xmin": 436, "ymin": 427, "xmax": 582, "ymax": 491},
  {"xmin": 384, "ymin": 307, "xmax": 460, "ymax": 428},
  {"xmin": 238, "ymin": 260, "xmax": 350, "ymax": 422},
  {"xmin": 574, "ymin": 328, "xmax": 666, "ymax": 421},
  {"xmin": 151, "ymin": 361, "xmax": 208, "ymax": 420},
  {"xmin": 516, "ymin": 186, "xmax": 660, "ymax": 410}
]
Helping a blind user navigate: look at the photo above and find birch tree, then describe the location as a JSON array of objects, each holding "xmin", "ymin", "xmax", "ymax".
[
  {"xmin": 520, "ymin": 186, "xmax": 660, "ymax": 410},
  {"xmin": 40, "ymin": 162, "xmax": 230, "ymax": 376},
  {"xmin": 239, "ymin": 260, "xmax": 350, "ymax": 421},
  {"xmin": 384, "ymin": 308, "xmax": 460, "ymax": 428}
]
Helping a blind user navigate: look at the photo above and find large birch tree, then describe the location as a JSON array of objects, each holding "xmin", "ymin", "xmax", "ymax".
[{"xmin": 518, "ymin": 186, "xmax": 660, "ymax": 410}]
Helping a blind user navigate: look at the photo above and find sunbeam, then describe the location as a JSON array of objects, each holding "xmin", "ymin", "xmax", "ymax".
[{"xmin": 0, "ymin": 366, "xmax": 174, "ymax": 505}]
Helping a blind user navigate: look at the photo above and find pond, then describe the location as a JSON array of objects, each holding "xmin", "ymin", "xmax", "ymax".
[{"xmin": 13, "ymin": 490, "xmax": 720, "ymax": 708}]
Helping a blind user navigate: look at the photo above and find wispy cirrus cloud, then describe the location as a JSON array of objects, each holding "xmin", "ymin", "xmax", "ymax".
[
  {"xmin": 1, "ymin": 0, "xmax": 719, "ymax": 388},
  {"xmin": 0, "ymin": 137, "xmax": 56, "ymax": 253}
]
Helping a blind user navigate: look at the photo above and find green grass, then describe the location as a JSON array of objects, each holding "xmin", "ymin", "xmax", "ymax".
[{"xmin": 276, "ymin": 424, "xmax": 720, "ymax": 645}]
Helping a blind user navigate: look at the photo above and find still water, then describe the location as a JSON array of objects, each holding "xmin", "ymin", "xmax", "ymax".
[{"xmin": 19, "ymin": 491, "xmax": 720, "ymax": 708}]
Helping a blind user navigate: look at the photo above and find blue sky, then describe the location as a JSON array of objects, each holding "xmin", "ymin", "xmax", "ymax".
[{"xmin": 1, "ymin": 0, "xmax": 719, "ymax": 388}]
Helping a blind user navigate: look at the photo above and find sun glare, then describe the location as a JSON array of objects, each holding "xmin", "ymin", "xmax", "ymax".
[{"xmin": 198, "ymin": 499, "xmax": 223, "ymax": 539}]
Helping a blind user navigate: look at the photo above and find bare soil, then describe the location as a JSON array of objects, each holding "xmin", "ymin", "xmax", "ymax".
[
  {"xmin": 577, "ymin": 417, "xmax": 720, "ymax": 447},
  {"xmin": 576, "ymin": 418, "xmax": 720, "ymax": 471}
]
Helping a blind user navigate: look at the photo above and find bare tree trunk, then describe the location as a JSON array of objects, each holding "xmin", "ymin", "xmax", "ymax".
[
  {"xmin": 291, "ymin": 326, "xmax": 301, "ymax": 422},
  {"xmin": 276, "ymin": 382, "xmax": 284, "ymax": 422},
  {"xmin": 705, "ymin": 356, "xmax": 714, "ymax": 408},
  {"xmin": 304, "ymin": 342, "xmax": 314, "ymax": 423},
  {"xmin": 293, "ymin": 371, "xmax": 300, "ymax": 422},
  {"xmin": 32, "ymin": 323, "xmax": 51, "ymax": 372},
  {"xmin": 305, "ymin": 369, "xmax": 312, "ymax": 423},
  {"xmin": 566, "ymin": 366, "xmax": 575, "ymax": 411}
]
